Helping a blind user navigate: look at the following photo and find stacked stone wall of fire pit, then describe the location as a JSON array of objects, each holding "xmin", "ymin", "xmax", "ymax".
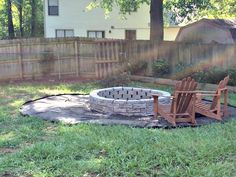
[{"xmin": 90, "ymin": 87, "xmax": 170, "ymax": 116}]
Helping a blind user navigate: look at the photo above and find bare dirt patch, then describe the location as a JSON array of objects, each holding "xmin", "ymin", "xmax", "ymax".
[{"xmin": 0, "ymin": 148, "xmax": 18, "ymax": 154}]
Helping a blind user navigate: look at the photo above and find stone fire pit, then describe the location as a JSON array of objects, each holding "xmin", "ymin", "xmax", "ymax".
[{"xmin": 89, "ymin": 87, "xmax": 170, "ymax": 116}]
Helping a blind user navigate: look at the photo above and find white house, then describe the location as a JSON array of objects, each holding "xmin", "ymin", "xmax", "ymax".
[{"xmin": 44, "ymin": 0, "xmax": 179, "ymax": 40}]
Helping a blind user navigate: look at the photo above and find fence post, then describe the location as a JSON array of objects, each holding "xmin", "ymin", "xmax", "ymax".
[
  {"xmin": 109, "ymin": 41, "xmax": 115, "ymax": 75},
  {"xmin": 95, "ymin": 42, "xmax": 99, "ymax": 78},
  {"xmin": 57, "ymin": 45, "xmax": 61, "ymax": 80},
  {"xmin": 17, "ymin": 43, "xmax": 23, "ymax": 79},
  {"xmin": 74, "ymin": 40, "xmax": 80, "ymax": 77}
]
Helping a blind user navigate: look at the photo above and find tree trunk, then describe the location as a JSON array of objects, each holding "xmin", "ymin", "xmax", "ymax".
[
  {"xmin": 18, "ymin": 1, "xmax": 23, "ymax": 37},
  {"xmin": 150, "ymin": 0, "xmax": 163, "ymax": 41},
  {"xmin": 7, "ymin": 0, "xmax": 14, "ymax": 39},
  {"xmin": 31, "ymin": 0, "xmax": 36, "ymax": 37}
]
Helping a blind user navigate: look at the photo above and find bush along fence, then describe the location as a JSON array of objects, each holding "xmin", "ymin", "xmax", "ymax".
[{"xmin": 0, "ymin": 38, "xmax": 236, "ymax": 83}]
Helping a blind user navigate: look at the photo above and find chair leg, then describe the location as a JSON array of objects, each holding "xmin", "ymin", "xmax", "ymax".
[
  {"xmin": 223, "ymin": 90, "xmax": 228, "ymax": 117},
  {"xmin": 191, "ymin": 94, "xmax": 196, "ymax": 124},
  {"xmin": 216, "ymin": 95, "xmax": 222, "ymax": 120},
  {"xmin": 153, "ymin": 95, "xmax": 158, "ymax": 119}
]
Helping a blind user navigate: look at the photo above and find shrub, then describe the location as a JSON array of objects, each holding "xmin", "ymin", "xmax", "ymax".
[
  {"xmin": 191, "ymin": 71, "xmax": 208, "ymax": 83},
  {"xmin": 152, "ymin": 59, "xmax": 170, "ymax": 77},
  {"xmin": 172, "ymin": 64, "xmax": 232, "ymax": 86},
  {"xmin": 174, "ymin": 61, "xmax": 188, "ymax": 74},
  {"xmin": 172, "ymin": 61, "xmax": 195, "ymax": 79},
  {"xmin": 99, "ymin": 72, "xmax": 131, "ymax": 87},
  {"xmin": 191, "ymin": 67, "xmax": 230, "ymax": 85},
  {"xmin": 205, "ymin": 67, "xmax": 228, "ymax": 84},
  {"xmin": 127, "ymin": 60, "xmax": 148, "ymax": 75},
  {"xmin": 228, "ymin": 68, "xmax": 236, "ymax": 86}
]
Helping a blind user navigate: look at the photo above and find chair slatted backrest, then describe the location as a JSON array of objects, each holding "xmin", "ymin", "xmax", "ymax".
[
  {"xmin": 210, "ymin": 75, "xmax": 229, "ymax": 110},
  {"xmin": 171, "ymin": 77, "xmax": 198, "ymax": 114}
]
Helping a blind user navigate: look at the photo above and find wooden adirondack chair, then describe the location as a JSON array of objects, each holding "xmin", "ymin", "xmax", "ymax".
[
  {"xmin": 152, "ymin": 77, "xmax": 198, "ymax": 126},
  {"xmin": 195, "ymin": 75, "xmax": 229, "ymax": 120}
]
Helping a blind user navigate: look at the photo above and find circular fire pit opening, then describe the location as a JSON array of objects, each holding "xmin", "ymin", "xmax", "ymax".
[{"xmin": 89, "ymin": 87, "xmax": 170, "ymax": 116}]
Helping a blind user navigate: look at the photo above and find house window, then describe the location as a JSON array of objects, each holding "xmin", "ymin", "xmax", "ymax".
[
  {"xmin": 56, "ymin": 29, "xmax": 74, "ymax": 37},
  {"xmin": 125, "ymin": 30, "xmax": 136, "ymax": 40},
  {"xmin": 48, "ymin": 0, "xmax": 59, "ymax": 16},
  {"xmin": 87, "ymin": 31, "xmax": 105, "ymax": 38}
]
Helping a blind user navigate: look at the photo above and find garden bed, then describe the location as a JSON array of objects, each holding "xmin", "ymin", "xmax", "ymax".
[{"xmin": 130, "ymin": 75, "xmax": 236, "ymax": 92}]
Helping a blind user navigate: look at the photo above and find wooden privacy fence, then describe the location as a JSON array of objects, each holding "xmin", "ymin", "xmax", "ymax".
[
  {"xmin": 95, "ymin": 40, "xmax": 125, "ymax": 78},
  {"xmin": 0, "ymin": 37, "xmax": 236, "ymax": 81},
  {"xmin": 95, "ymin": 41, "xmax": 236, "ymax": 79},
  {"xmin": 95, "ymin": 40, "xmax": 157, "ymax": 78},
  {"xmin": 0, "ymin": 38, "xmax": 97, "ymax": 81}
]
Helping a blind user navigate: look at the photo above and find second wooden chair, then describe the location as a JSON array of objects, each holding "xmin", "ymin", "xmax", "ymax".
[{"xmin": 195, "ymin": 75, "xmax": 229, "ymax": 120}]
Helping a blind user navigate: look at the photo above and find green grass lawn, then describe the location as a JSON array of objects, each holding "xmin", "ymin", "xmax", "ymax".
[{"xmin": 0, "ymin": 81, "xmax": 236, "ymax": 177}]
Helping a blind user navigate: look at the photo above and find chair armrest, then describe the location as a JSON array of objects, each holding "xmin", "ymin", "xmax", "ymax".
[
  {"xmin": 195, "ymin": 88, "xmax": 227, "ymax": 95},
  {"xmin": 175, "ymin": 91, "xmax": 198, "ymax": 93},
  {"xmin": 152, "ymin": 94, "xmax": 173, "ymax": 99},
  {"xmin": 197, "ymin": 93, "xmax": 219, "ymax": 96},
  {"xmin": 218, "ymin": 88, "xmax": 227, "ymax": 92},
  {"xmin": 195, "ymin": 90, "xmax": 216, "ymax": 93},
  {"xmin": 194, "ymin": 90, "xmax": 220, "ymax": 97}
]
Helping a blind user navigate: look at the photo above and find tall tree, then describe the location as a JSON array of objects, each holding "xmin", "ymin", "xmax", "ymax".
[
  {"xmin": 150, "ymin": 0, "xmax": 163, "ymax": 41},
  {"xmin": 14, "ymin": 0, "xmax": 24, "ymax": 37},
  {"xmin": 30, "ymin": 0, "xmax": 36, "ymax": 37},
  {"xmin": 6, "ymin": 0, "xmax": 14, "ymax": 38},
  {"xmin": 0, "ymin": 0, "xmax": 44, "ymax": 39},
  {"xmin": 200, "ymin": 0, "xmax": 236, "ymax": 19},
  {"xmin": 0, "ymin": 0, "xmax": 8, "ymax": 38},
  {"xmin": 164, "ymin": 0, "xmax": 236, "ymax": 25},
  {"xmin": 165, "ymin": 0, "xmax": 211, "ymax": 25}
]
